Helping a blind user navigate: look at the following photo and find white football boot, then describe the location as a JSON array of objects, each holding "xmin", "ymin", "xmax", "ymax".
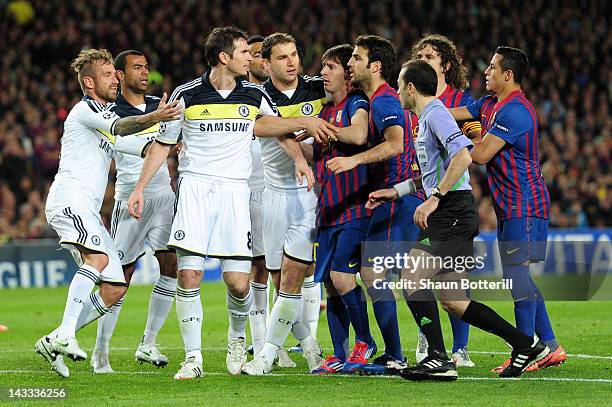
[
  {"xmin": 35, "ymin": 336, "xmax": 69, "ymax": 378},
  {"xmin": 226, "ymin": 337, "xmax": 247, "ymax": 375}
]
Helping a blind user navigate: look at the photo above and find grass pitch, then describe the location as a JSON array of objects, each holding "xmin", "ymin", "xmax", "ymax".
[{"xmin": 0, "ymin": 283, "xmax": 611, "ymax": 406}]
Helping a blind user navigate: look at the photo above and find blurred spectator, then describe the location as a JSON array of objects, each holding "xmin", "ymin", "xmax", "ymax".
[{"xmin": 0, "ymin": 0, "xmax": 609, "ymax": 243}]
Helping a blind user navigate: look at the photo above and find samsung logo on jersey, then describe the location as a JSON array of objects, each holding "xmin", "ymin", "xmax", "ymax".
[
  {"xmin": 199, "ymin": 122, "xmax": 250, "ymax": 132},
  {"xmin": 98, "ymin": 138, "xmax": 115, "ymax": 158},
  {"xmin": 495, "ymin": 123, "xmax": 509, "ymax": 132}
]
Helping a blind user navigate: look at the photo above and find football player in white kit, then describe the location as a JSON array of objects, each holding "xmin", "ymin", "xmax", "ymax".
[
  {"xmin": 127, "ymin": 26, "xmax": 337, "ymax": 380},
  {"xmin": 90, "ymin": 50, "xmax": 178, "ymax": 373},
  {"xmin": 246, "ymin": 35, "xmax": 295, "ymax": 368},
  {"xmin": 242, "ymin": 33, "xmax": 327, "ymax": 375},
  {"xmin": 34, "ymin": 49, "xmax": 181, "ymax": 378},
  {"xmin": 246, "ymin": 35, "xmax": 272, "ymax": 355}
]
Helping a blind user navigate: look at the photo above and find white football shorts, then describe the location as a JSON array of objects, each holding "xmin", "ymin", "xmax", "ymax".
[{"xmin": 262, "ymin": 186, "xmax": 317, "ymax": 270}]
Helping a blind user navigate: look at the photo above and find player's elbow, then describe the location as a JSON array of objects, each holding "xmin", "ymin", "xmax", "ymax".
[
  {"xmin": 391, "ymin": 141, "xmax": 404, "ymax": 155},
  {"xmin": 470, "ymin": 150, "xmax": 489, "ymax": 165},
  {"xmin": 456, "ymin": 148, "xmax": 472, "ymax": 168},
  {"xmin": 355, "ymin": 132, "xmax": 368, "ymax": 146},
  {"xmin": 471, "ymin": 155, "xmax": 485, "ymax": 165},
  {"xmin": 253, "ymin": 116, "xmax": 274, "ymax": 137}
]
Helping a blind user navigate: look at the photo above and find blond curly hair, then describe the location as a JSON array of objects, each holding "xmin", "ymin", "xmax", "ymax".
[{"xmin": 70, "ymin": 48, "xmax": 113, "ymax": 92}]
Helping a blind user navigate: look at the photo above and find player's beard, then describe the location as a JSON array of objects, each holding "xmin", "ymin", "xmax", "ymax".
[
  {"xmin": 97, "ymin": 85, "xmax": 118, "ymax": 103},
  {"xmin": 350, "ymin": 76, "xmax": 365, "ymax": 90},
  {"xmin": 250, "ymin": 69, "xmax": 269, "ymax": 83}
]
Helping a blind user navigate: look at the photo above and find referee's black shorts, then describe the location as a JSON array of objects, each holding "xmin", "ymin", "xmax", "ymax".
[{"xmin": 413, "ymin": 191, "xmax": 479, "ymax": 259}]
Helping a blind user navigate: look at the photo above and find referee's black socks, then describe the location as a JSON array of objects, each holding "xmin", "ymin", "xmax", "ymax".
[
  {"xmin": 461, "ymin": 301, "xmax": 532, "ymax": 349},
  {"xmin": 405, "ymin": 289, "xmax": 448, "ymax": 360}
]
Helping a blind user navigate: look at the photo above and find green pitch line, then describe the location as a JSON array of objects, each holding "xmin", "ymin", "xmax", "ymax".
[{"xmin": 0, "ymin": 284, "xmax": 610, "ymax": 407}]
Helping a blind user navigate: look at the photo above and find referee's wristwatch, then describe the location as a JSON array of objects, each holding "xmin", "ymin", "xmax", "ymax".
[{"xmin": 431, "ymin": 187, "xmax": 445, "ymax": 200}]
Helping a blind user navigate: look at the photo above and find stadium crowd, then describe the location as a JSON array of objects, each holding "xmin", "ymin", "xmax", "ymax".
[{"xmin": 0, "ymin": 0, "xmax": 609, "ymax": 243}]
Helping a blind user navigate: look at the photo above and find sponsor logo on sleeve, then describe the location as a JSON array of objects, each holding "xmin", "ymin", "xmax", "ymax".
[{"xmin": 495, "ymin": 123, "xmax": 509, "ymax": 132}]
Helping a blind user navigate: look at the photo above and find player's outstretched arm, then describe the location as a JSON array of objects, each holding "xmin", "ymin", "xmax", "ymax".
[
  {"xmin": 470, "ymin": 132, "xmax": 506, "ymax": 164},
  {"xmin": 254, "ymin": 116, "xmax": 339, "ymax": 143},
  {"xmin": 367, "ymin": 177, "xmax": 423, "ymax": 210},
  {"xmin": 448, "ymin": 106, "xmax": 474, "ymax": 122},
  {"xmin": 114, "ymin": 93, "xmax": 181, "ymax": 136},
  {"xmin": 327, "ymin": 124, "xmax": 403, "ymax": 174},
  {"xmin": 128, "ymin": 141, "xmax": 172, "ymax": 219},
  {"xmin": 333, "ymin": 109, "xmax": 369, "ymax": 145}
]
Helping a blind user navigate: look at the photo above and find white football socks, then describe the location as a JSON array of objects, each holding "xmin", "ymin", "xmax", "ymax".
[
  {"xmin": 301, "ymin": 276, "xmax": 321, "ymax": 340},
  {"xmin": 142, "ymin": 275, "xmax": 177, "ymax": 345},
  {"xmin": 227, "ymin": 289, "xmax": 253, "ymax": 340},
  {"xmin": 176, "ymin": 286, "xmax": 203, "ymax": 363},
  {"xmin": 95, "ymin": 295, "xmax": 124, "ymax": 353},
  {"xmin": 249, "ymin": 282, "xmax": 268, "ymax": 355},
  {"xmin": 56, "ymin": 265, "xmax": 100, "ymax": 339},
  {"xmin": 260, "ymin": 291, "xmax": 301, "ymax": 361}
]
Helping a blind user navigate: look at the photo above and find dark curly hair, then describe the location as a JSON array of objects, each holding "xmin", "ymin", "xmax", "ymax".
[{"xmin": 411, "ymin": 34, "xmax": 468, "ymax": 91}]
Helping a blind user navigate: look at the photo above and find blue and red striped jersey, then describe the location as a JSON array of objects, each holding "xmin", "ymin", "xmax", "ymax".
[
  {"xmin": 313, "ymin": 90, "xmax": 371, "ymax": 227},
  {"xmin": 367, "ymin": 83, "xmax": 421, "ymax": 192},
  {"xmin": 466, "ymin": 90, "xmax": 550, "ymax": 220},
  {"xmin": 438, "ymin": 84, "xmax": 474, "ymax": 108},
  {"xmin": 438, "ymin": 84, "xmax": 482, "ymax": 137}
]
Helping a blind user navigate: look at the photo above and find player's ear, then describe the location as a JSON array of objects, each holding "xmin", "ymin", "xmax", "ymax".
[
  {"xmin": 116, "ymin": 70, "xmax": 125, "ymax": 82},
  {"xmin": 219, "ymin": 51, "xmax": 230, "ymax": 66},
  {"xmin": 261, "ymin": 58, "xmax": 270, "ymax": 72},
  {"xmin": 82, "ymin": 76, "xmax": 95, "ymax": 90},
  {"xmin": 371, "ymin": 60, "xmax": 382, "ymax": 75}
]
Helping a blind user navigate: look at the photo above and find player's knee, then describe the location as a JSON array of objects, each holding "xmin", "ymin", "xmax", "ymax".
[
  {"xmin": 178, "ymin": 269, "xmax": 203, "ymax": 289},
  {"xmin": 279, "ymin": 269, "xmax": 303, "ymax": 293},
  {"xmin": 100, "ymin": 283, "xmax": 127, "ymax": 307},
  {"xmin": 330, "ymin": 272, "xmax": 355, "ymax": 295},
  {"xmin": 440, "ymin": 300, "xmax": 454, "ymax": 314},
  {"xmin": 281, "ymin": 258, "xmax": 308, "ymax": 283},
  {"xmin": 85, "ymin": 252, "xmax": 109, "ymax": 272},
  {"xmin": 324, "ymin": 281, "xmax": 339, "ymax": 297},
  {"xmin": 228, "ymin": 282, "xmax": 250, "ymax": 298},
  {"xmin": 440, "ymin": 300, "xmax": 467, "ymax": 317}
]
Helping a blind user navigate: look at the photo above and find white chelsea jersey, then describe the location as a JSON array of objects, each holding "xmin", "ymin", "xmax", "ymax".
[
  {"xmin": 156, "ymin": 73, "xmax": 277, "ymax": 182},
  {"xmin": 46, "ymin": 97, "xmax": 149, "ymax": 219}
]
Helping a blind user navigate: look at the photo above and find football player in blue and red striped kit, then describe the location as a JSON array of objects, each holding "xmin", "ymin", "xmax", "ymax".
[
  {"xmin": 411, "ymin": 34, "xmax": 482, "ymax": 367},
  {"xmin": 327, "ymin": 35, "xmax": 423, "ymax": 374},
  {"xmin": 450, "ymin": 46, "xmax": 566, "ymax": 372},
  {"xmin": 299, "ymin": 44, "xmax": 376, "ymax": 374}
]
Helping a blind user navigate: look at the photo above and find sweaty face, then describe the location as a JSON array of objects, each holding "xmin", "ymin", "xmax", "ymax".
[
  {"xmin": 248, "ymin": 41, "xmax": 268, "ymax": 83},
  {"xmin": 347, "ymin": 45, "xmax": 371, "ymax": 88},
  {"xmin": 93, "ymin": 61, "xmax": 119, "ymax": 102},
  {"xmin": 485, "ymin": 53, "xmax": 504, "ymax": 92},
  {"xmin": 226, "ymin": 38, "xmax": 252, "ymax": 77},
  {"xmin": 267, "ymin": 42, "xmax": 300, "ymax": 86},
  {"xmin": 416, "ymin": 44, "xmax": 445, "ymax": 80},
  {"xmin": 320, "ymin": 58, "xmax": 348, "ymax": 94},
  {"xmin": 121, "ymin": 54, "xmax": 149, "ymax": 94}
]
